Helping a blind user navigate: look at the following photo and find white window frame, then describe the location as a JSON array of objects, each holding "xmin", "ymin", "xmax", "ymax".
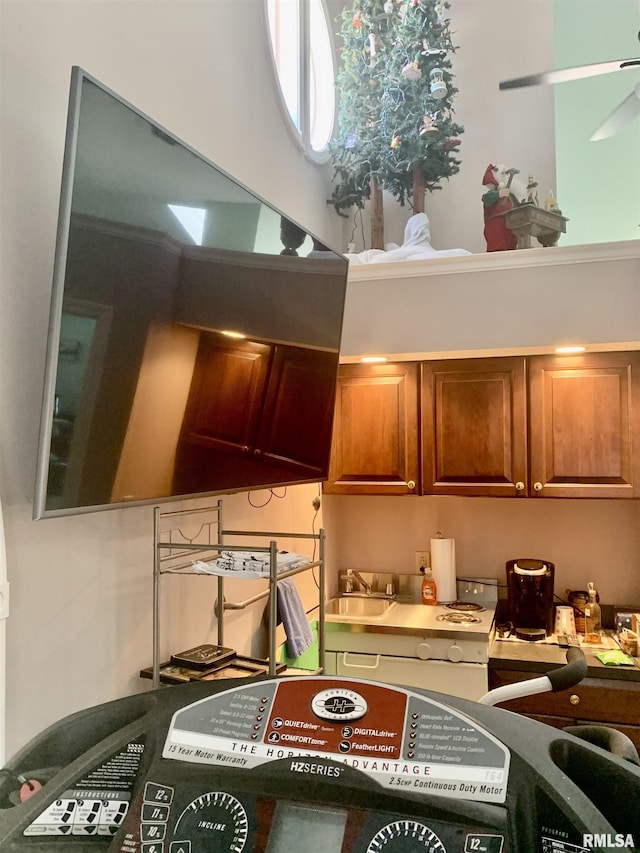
[{"xmin": 265, "ymin": 0, "xmax": 337, "ymax": 163}]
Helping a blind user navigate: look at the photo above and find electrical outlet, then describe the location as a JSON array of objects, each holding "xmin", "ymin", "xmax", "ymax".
[{"xmin": 415, "ymin": 550, "xmax": 430, "ymax": 573}]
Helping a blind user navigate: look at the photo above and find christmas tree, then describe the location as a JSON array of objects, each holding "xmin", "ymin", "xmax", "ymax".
[{"xmin": 328, "ymin": 0, "xmax": 464, "ymax": 247}]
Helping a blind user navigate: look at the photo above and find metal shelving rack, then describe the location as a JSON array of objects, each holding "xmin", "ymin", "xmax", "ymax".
[{"xmin": 152, "ymin": 500, "xmax": 325, "ymax": 688}]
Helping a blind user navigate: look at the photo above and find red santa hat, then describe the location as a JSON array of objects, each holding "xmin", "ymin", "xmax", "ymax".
[{"xmin": 482, "ymin": 164, "xmax": 498, "ymax": 187}]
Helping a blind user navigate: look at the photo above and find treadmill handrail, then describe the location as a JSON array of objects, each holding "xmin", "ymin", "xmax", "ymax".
[{"xmin": 479, "ymin": 647, "xmax": 587, "ymax": 706}]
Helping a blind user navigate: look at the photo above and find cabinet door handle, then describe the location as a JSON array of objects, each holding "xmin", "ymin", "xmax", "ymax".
[
  {"xmin": 515, "ymin": 481, "xmax": 525, "ymax": 491},
  {"xmin": 569, "ymin": 693, "xmax": 580, "ymax": 706},
  {"xmin": 533, "ymin": 481, "xmax": 543, "ymax": 492},
  {"xmin": 407, "ymin": 480, "xmax": 416, "ymax": 491},
  {"xmin": 341, "ymin": 653, "xmax": 381, "ymax": 670}
]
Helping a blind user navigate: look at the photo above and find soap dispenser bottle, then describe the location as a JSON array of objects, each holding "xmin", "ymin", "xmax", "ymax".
[
  {"xmin": 420, "ymin": 566, "xmax": 437, "ymax": 605},
  {"xmin": 585, "ymin": 581, "xmax": 602, "ymax": 634}
]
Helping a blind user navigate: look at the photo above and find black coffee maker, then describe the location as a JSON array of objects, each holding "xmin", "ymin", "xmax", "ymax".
[{"xmin": 506, "ymin": 558, "xmax": 555, "ymax": 641}]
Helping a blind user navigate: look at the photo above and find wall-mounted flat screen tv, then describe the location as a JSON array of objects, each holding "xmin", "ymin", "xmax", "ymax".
[{"xmin": 34, "ymin": 67, "xmax": 348, "ymax": 518}]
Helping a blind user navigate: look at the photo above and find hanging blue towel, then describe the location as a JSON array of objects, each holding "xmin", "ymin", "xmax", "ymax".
[{"xmin": 276, "ymin": 578, "xmax": 314, "ymax": 660}]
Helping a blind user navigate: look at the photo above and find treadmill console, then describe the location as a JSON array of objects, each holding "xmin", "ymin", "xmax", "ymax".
[
  {"xmin": 122, "ymin": 676, "xmax": 510, "ymax": 851},
  {"xmin": 1, "ymin": 675, "xmax": 638, "ymax": 853}
]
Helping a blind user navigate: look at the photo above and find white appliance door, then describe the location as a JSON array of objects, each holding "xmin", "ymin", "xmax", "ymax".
[{"xmin": 333, "ymin": 652, "xmax": 488, "ymax": 702}]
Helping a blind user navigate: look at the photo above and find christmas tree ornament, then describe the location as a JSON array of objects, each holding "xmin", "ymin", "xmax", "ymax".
[
  {"xmin": 419, "ymin": 113, "xmax": 438, "ymax": 134},
  {"xmin": 353, "ymin": 9, "xmax": 362, "ymax": 28},
  {"xmin": 390, "ymin": 135, "xmax": 402, "ymax": 148},
  {"xmin": 429, "ymin": 67, "xmax": 447, "ymax": 98},
  {"xmin": 401, "ymin": 60, "xmax": 422, "ymax": 80},
  {"xmin": 368, "ymin": 32, "xmax": 376, "ymax": 56},
  {"xmin": 384, "ymin": 0, "xmax": 394, "ymax": 12},
  {"xmin": 422, "ymin": 39, "xmax": 445, "ymax": 57},
  {"xmin": 345, "ymin": 133, "xmax": 359, "ymax": 150},
  {"xmin": 443, "ymin": 137, "xmax": 461, "ymax": 150},
  {"xmin": 434, "ymin": 1, "xmax": 447, "ymax": 26}
]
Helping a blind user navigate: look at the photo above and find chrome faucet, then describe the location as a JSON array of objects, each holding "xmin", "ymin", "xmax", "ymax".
[{"xmin": 348, "ymin": 569, "xmax": 372, "ymax": 596}]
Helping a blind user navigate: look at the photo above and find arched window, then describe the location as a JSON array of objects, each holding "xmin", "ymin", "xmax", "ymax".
[{"xmin": 266, "ymin": 0, "xmax": 336, "ymax": 161}]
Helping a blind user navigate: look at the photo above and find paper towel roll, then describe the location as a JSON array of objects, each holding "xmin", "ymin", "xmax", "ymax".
[{"xmin": 430, "ymin": 538, "xmax": 457, "ymax": 602}]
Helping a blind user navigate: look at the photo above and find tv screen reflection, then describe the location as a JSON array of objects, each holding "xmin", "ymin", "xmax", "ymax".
[{"xmin": 35, "ymin": 69, "xmax": 347, "ymax": 517}]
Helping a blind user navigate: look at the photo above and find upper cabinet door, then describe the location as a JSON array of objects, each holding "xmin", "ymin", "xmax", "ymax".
[
  {"xmin": 324, "ymin": 362, "xmax": 420, "ymax": 495},
  {"xmin": 422, "ymin": 357, "xmax": 528, "ymax": 497},
  {"xmin": 528, "ymin": 352, "xmax": 640, "ymax": 498}
]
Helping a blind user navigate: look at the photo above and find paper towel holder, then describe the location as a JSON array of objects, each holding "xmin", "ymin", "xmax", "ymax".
[{"xmin": 430, "ymin": 533, "xmax": 457, "ymax": 604}]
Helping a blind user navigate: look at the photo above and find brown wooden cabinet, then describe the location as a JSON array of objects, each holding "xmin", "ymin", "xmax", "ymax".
[
  {"xmin": 326, "ymin": 351, "xmax": 640, "ymax": 499},
  {"xmin": 421, "ymin": 357, "xmax": 528, "ymax": 497},
  {"xmin": 528, "ymin": 351, "xmax": 640, "ymax": 498},
  {"xmin": 488, "ymin": 667, "xmax": 640, "ymax": 751},
  {"xmin": 323, "ymin": 362, "xmax": 420, "ymax": 495}
]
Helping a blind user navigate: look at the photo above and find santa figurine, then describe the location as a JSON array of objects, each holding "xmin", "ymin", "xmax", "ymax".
[{"xmin": 481, "ymin": 163, "xmax": 522, "ymax": 252}]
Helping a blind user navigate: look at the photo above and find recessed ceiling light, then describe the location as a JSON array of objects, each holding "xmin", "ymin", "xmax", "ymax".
[
  {"xmin": 555, "ymin": 345, "xmax": 586, "ymax": 354},
  {"xmin": 361, "ymin": 356, "xmax": 387, "ymax": 363}
]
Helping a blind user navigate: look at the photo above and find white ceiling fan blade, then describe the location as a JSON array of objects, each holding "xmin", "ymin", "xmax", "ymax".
[
  {"xmin": 499, "ymin": 58, "xmax": 640, "ymax": 90},
  {"xmin": 590, "ymin": 83, "xmax": 640, "ymax": 141}
]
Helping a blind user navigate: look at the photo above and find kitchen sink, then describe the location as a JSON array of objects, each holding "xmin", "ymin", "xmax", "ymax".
[{"xmin": 324, "ymin": 596, "xmax": 397, "ymax": 621}]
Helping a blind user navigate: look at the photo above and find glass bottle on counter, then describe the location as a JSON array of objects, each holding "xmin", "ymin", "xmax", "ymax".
[
  {"xmin": 420, "ymin": 566, "xmax": 437, "ymax": 605},
  {"xmin": 584, "ymin": 581, "xmax": 602, "ymax": 634}
]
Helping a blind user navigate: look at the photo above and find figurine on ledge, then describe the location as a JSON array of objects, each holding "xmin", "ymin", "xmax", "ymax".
[
  {"xmin": 544, "ymin": 189, "xmax": 562, "ymax": 214},
  {"xmin": 524, "ymin": 175, "xmax": 539, "ymax": 206},
  {"xmin": 481, "ymin": 163, "xmax": 525, "ymax": 252}
]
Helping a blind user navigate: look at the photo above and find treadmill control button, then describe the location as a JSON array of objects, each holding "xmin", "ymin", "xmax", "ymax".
[
  {"xmin": 465, "ymin": 833, "xmax": 504, "ymax": 852},
  {"xmin": 143, "ymin": 783, "xmax": 174, "ymax": 805}
]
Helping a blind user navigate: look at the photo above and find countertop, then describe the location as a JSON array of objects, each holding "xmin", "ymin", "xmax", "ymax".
[{"xmin": 489, "ymin": 633, "xmax": 640, "ymax": 683}]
